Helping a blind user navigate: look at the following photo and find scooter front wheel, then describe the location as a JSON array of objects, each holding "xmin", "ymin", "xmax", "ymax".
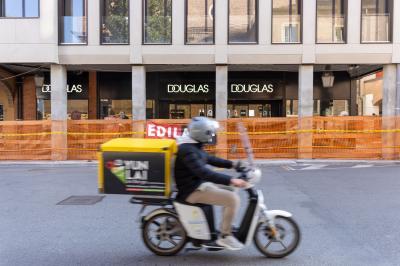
[
  {"xmin": 142, "ymin": 212, "xmax": 187, "ymax": 256},
  {"xmin": 253, "ymin": 216, "xmax": 300, "ymax": 258}
]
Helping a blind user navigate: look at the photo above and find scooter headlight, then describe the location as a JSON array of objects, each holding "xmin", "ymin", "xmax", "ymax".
[{"xmin": 247, "ymin": 168, "xmax": 262, "ymax": 184}]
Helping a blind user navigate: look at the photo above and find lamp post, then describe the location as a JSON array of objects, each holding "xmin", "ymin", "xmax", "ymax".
[
  {"xmin": 321, "ymin": 66, "xmax": 335, "ymax": 88},
  {"xmin": 34, "ymin": 72, "xmax": 45, "ymax": 88}
]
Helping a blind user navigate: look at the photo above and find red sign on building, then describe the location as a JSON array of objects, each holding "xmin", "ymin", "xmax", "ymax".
[{"xmin": 146, "ymin": 122, "xmax": 186, "ymax": 139}]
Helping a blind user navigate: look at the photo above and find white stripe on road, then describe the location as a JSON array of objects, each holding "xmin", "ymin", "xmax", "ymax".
[
  {"xmin": 300, "ymin": 164, "xmax": 329, "ymax": 170},
  {"xmin": 352, "ymin": 164, "xmax": 373, "ymax": 168}
]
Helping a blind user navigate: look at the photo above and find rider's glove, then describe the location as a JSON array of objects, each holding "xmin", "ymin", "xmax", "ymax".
[{"xmin": 232, "ymin": 160, "xmax": 248, "ymax": 172}]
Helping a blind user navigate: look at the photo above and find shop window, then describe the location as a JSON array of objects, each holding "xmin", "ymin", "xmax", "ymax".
[
  {"xmin": 37, "ymin": 99, "xmax": 50, "ymax": 120},
  {"xmin": 37, "ymin": 99, "xmax": 89, "ymax": 120},
  {"xmin": 361, "ymin": 0, "xmax": 392, "ymax": 43},
  {"xmin": 100, "ymin": 99, "xmax": 132, "ymax": 119},
  {"xmin": 316, "ymin": 0, "xmax": 346, "ymax": 43},
  {"xmin": 357, "ymin": 72, "xmax": 382, "ymax": 116},
  {"xmin": 68, "ymin": 100, "xmax": 88, "ymax": 120},
  {"xmin": 313, "ymin": 100, "xmax": 320, "ymax": 116},
  {"xmin": 228, "ymin": 104, "xmax": 275, "ymax": 118},
  {"xmin": 314, "ymin": 99, "xmax": 349, "ymax": 116},
  {"xmin": 168, "ymin": 103, "xmax": 213, "ymax": 119},
  {"xmin": 286, "ymin": 99, "xmax": 298, "ymax": 117},
  {"xmin": 186, "ymin": 0, "xmax": 214, "ymax": 44},
  {"xmin": 228, "ymin": 0, "xmax": 257, "ymax": 44},
  {"xmin": 60, "ymin": 0, "xmax": 87, "ymax": 44},
  {"xmin": 146, "ymin": 99, "xmax": 155, "ymax": 119},
  {"xmin": 0, "ymin": 0, "xmax": 39, "ymax": 17},
  {"xmin": 143, "ymin": 0, "xmax": 172, "ymax": 44},
  {"xmin": 36, "ymin": 72, "xmax": 89, "ymax": 120},
  {"xmin": 100, "ymin": 0, "xmax": 129, "ymax": 44},
  {"xmin": 272, "ymin": 0, "xmax": 302, "ymax": 44}
]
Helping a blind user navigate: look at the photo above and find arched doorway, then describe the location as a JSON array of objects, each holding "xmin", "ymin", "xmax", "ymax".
[{"xmin": 0, "ymin": 81, "xmax": 15, "ymax": 121}]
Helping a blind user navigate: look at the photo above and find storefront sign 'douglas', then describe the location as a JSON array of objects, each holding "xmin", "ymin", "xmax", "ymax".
[
  {"xmin": 41, "ymin": 84, "xmax": 83, "ymax": 93},
  {"xmin": 230, "ymin": 84, "xmax": 274, "ymax": 93},
  {"xmin": 167, "ymin": 84, "xmax": 210, "ymax": 94},
  {"xmin": 166, "ymin": 83, "xmax": 274, "ymax": 94}
]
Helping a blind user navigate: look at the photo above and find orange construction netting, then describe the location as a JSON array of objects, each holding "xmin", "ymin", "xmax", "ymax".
[{"xmin": 0, "ymin": 117, "xmax": 399, "ymax": 160}]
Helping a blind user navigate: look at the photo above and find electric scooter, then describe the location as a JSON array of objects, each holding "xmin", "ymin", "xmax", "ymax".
[{"xmin": 132, "ymin": 123, "xmax": 301, "ymax": 257}]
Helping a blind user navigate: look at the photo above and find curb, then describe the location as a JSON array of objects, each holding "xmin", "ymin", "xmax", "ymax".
[{"xmin": 0, "ymin": 159, "xmax": 398, "ymax": 166}]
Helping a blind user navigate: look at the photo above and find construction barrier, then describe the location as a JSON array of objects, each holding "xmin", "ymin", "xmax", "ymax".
[{"xmin": 0, "ymin": 117, "xmax": 399, "ymax": 160}]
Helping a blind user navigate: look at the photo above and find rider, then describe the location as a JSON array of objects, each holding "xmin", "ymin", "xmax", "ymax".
[{"xmin": 174, "ymin": 117, "xmax": 248, "ymax": 250}]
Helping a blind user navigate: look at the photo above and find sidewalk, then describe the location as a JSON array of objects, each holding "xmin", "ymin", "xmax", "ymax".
[{"xmin": 0, "ymin": 159, "xmax": 398, "ymax": 166}]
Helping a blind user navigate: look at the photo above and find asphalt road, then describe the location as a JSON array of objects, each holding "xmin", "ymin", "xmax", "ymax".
[{"xmin": 1, "ymin": 162, "xmax": 400, "ymax": 266}]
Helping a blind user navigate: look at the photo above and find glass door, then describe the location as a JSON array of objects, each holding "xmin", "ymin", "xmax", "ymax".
[
  {"xmin": 191, "ymin": 104, "xmax": 206, "ymax": 117},
  {"xmin": 228, "ymin": 102, "xmax": 278, "ymax": 118},
  {"xmin": 100, "ymin": 99, "xmax": 132, "ymax": 119},
  {"xmin": 234, "ymin": 105, "xmax": 249, "ymax": 118},
  {"xmin": 169, "ymin": 104, "xmax": 190, "ymax": 119},
  {"xmin": 169, "ymin": 103, "xmax": 214, "ymax": 119}
]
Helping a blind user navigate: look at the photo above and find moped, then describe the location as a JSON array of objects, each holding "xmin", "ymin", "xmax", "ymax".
[{"xmin": 131, "ymin": 123, "xmax": 301, "ymax": 257}]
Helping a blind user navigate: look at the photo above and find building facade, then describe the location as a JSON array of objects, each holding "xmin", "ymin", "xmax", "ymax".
[{"xmin": 0, "ymin": 0, "xmax": 400, "ymax": 121}]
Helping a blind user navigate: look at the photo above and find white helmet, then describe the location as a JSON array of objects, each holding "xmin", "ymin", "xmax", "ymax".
[{"xmin": 188, "ymin": 117, "xmax": 219, "ymax": 144}]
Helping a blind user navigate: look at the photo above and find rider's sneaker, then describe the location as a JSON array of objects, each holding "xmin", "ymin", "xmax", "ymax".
[
  {"xmin": 216, "ymin": 235, "xmax": 244, "ymax": 250},
  {"xmin": 201, "ymin": 241, "xmax": 224, "ymax": 250}
]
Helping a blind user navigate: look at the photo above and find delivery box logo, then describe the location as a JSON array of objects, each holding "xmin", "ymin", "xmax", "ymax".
[{"xmin": 106, "ymin": 159, "xmax": 149, "ymax": 184}]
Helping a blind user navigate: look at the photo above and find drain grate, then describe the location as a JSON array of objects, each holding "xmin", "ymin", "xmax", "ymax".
[{"xmin": 57, "ymin": 196, "xmax": 105, "ymax": 205}]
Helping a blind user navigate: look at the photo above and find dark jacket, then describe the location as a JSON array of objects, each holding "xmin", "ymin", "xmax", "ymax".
[{"xmin": 174, "ymin": 143, "xmax": 233, "ymax": 200}]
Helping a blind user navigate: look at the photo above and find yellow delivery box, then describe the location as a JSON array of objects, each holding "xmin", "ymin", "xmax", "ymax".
[{"xmin": 98, "ymin": 138, "xmax": 177, "ymax": 200}]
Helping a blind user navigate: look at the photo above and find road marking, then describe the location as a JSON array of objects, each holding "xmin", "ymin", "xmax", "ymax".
[
  {"xmin": 282, "ymin": 163, "xmax": 400, "ymax": 171},
  {"xmin": 352, "ymin": 164, "xmax": 373, "ymax": 168},
  {"xmin": 299, "ymin": 164, "xmax": 328, "ymax": 171}
]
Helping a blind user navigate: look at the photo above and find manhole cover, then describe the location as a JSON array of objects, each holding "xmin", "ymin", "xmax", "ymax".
[{"xmin": 57, "ymin": 196, "xmax": 105, "ymax": 205}]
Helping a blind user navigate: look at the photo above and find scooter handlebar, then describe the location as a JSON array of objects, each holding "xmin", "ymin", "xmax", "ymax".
[{"xmin": 238, "ymin": 167, "xmax": 262, "ymax": 185}]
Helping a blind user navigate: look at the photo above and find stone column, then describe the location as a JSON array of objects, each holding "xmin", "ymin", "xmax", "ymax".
[
  {"xmin": 88, "ymin": 0, "xmax": 100, "ymax": 45},
  {"xmin": 172, "ymin": 0, "xmax": 185, "ymax": 45},
  {"xmin": 298, "ymin": 65, "xmax": 314, "ymax": 117},
  {"xmin": 132, "ymin": 66, "xmax": 146, "ymax": 138},
  {"xmin": 215, "ymin": 0, "xmax": 228, "ymax": 64},
  {"xmin": 382, "ymin": 64, "xmax": 397, "ymax": 159},
  {"xmin": 298, "ymin": 65, "xmax": 314, "ymax": 159},
  {"xmin": 396, "ymin": 65, "xmax": 400, "ymax": 116},
  {"xmin": 347, "ymin": 0, "xmax": 361, "ymax": 44},
  {"xmin": 132, "ymin": 65, "xmax": 146, "ymax": 120},
  {"xmin": 50, "ymin": 64, "xmax": 68, "ymax": 160},
  {"xmin": 216, "ymin": 65, "xmax": 228, "ymax": 120},
  {"xmin": 383, "ymin": 65, "xmax": 397, "ymax": 117},
  {"xmin": 258, "ymin": 0, "xmax": 271, "ymax": 45},
  {"xmin": 302, "ymin": 0, "xmax": 316, "ymax": 63},
  {"xmin": 216, "ymin": 65, "xmax": 228, "ymax": 159},
  {"xmin": 88, "ymin": 71, "xmax": 97, "ymax": 119},
  {"xmin": 130, "ymin": 0, "xmax": 143, "ymax": 64},
  {"xmin": 397, "ymin": 65, "xmax": 400, "ymax": 159}
]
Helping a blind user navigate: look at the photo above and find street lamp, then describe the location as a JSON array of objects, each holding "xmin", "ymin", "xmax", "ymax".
[
  {"xmin": 34, "ymin": 72, "xmax": 45, "ymax": 88},
  {"xmin": 321, "ymin": 66, "xmax": 335, "ymax": 88}
]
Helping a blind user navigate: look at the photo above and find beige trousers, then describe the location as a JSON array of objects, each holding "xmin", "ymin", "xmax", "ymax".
[{"xmin": 186, "ymin": 182, "xmax": 240, "ymax": 236}]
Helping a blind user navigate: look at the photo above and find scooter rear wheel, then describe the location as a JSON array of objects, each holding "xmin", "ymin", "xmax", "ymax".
[
  {"xmin": 253, "ymin": 216, "xmax": 300, "ymax": 258},
  {"xmin": 142, "ymin": 212, "xmax": 187, "ymax": 256}
]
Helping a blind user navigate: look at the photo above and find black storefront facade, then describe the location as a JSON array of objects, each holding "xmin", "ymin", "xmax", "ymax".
[
  {"xmin": 35, "ymin": 70, "xmax": 354, "ymax": 120},
  {"xmin": 146, "ymin": 71, "xmax": 353, "ymax": 119},
  {"xmin": 36, "ymin": 72, "xmax": 89, "ymax": 120}
]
